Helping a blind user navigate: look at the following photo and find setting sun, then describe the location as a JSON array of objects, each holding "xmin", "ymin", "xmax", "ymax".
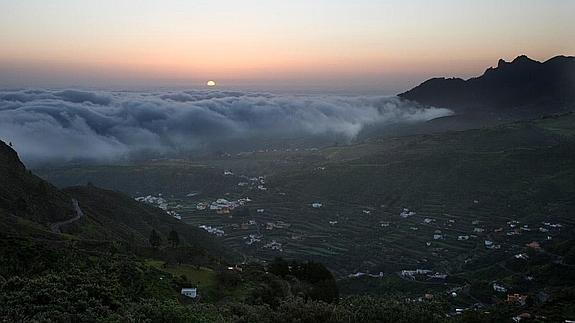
[{"xmin": 206, "ymin": 80, "xmax": 216, "ymax": 87}]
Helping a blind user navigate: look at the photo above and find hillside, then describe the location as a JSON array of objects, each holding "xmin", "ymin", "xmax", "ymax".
[
  {"xmin": 63, "ymin": 185, "xmax": 231, "ymax": 259},
  {"xmin": 399, "ymin": 55, "xmax": 575, "ymax": 116},
  {"xmin": 0, "ymin": 139, "xmax": 231, "ymax": 261},
  {"xmin": 0, "ymin": 140, "xmax": 74, "ymax": 224}
]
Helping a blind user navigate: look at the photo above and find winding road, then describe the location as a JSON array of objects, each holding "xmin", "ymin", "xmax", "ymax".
[{"xmin": 50, "ymin": 199, "xmax": 84, "ymax": 233}]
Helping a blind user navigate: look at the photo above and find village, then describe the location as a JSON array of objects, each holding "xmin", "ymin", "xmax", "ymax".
[
  {"xmin": 132, "ymin": 167, "xmax": 569, "ymax": 320},
  {"xmin": 134, "ymin": 168, "xmax": 566, "ymax": 277}
]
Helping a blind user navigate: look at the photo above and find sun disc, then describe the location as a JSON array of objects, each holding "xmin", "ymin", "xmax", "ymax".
[{"xmin": 206, "ymin": 80, "xmax": 216, "ymax": 87}]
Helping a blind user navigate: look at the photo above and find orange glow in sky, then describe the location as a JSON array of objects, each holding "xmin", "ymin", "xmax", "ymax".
[{"xmin": 0, "ymin": 0, "xmax": 573, "ymax": 92}]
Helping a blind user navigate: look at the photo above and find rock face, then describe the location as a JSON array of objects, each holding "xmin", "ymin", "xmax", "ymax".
[{"xmin": 399, "ymin": 55, "xmax": 575, "ymax": 115}]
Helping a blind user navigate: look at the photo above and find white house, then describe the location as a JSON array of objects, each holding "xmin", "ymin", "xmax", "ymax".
[
  {"xmin": 181, "ymin": 288, "xmax": 197, "ymax": 298},
  {"xmin": 312, "ymin": 203, "xmax": 323, "ymax": 208},
  {"xmin": 492, "ymin": 283, "xmax": 507, "ymax": 293}
]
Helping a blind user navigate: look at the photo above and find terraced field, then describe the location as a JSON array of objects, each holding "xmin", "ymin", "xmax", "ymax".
[{"xmin": 174, "ymin": 184, "xmax": 571, "ymax": 278}]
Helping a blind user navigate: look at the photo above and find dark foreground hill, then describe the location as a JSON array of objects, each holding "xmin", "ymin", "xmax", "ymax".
[{"xmin": 399, "ymin": 55, "xmax": 575, "ymax": 116}]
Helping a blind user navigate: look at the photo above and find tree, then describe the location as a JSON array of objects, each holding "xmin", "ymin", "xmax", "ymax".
[
  {"xmin": 149, "ymin": 229, "xmax": 162, "ymax": 249},
  {"xmin": 168, "ymin": 229, "xmax": 180, "ymax": 248},
  {"xmin": 268, "ymin": 257, "xmax": 289, "ymax": 277}
]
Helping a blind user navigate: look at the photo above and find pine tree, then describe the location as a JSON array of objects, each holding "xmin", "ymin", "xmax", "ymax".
[
  {"xmin": 168, "ymin": 229, "xmax": 180, "ymax": 248},
  {"xmin": 149, "ymin": 229, "xmax": 161, "ymax": 248}
]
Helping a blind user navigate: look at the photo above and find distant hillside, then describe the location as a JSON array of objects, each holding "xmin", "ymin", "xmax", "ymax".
[{"xmin": 399, "ymin": 55, "xmax": 575, "ymax": 115}]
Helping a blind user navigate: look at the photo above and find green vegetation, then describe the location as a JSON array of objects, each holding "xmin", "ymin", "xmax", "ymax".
[
  {"xmin": 149, "ymin": 229, "xmax": 162, "ymax": 248},
  {"xmin": 146, "ymin": 260, "xmax": 217, "ymax": 290}
]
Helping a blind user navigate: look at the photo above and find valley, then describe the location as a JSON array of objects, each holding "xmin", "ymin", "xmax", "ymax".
[{"xmin": 36, "ymin": 113, "xmax": 575, "ymax": 311}]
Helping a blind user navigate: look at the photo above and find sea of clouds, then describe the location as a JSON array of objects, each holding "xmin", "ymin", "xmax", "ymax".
[{"xmin": 0, "ymin": 89, "xmax": 452, "ymax": 165}]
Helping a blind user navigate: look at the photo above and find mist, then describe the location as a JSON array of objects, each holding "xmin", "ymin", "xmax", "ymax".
[{"xmin": 0, "ymin": 89, "xmax": 452, "ymax": 166}]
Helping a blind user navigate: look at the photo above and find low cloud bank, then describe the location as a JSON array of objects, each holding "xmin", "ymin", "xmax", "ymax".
[{"xmin": 0, "ymin": 89, "xmax": 451, "ymax": 165}]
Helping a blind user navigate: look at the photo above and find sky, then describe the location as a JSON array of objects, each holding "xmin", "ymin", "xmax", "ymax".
[{"xmin": 0, "ymin": 0, "xmax": 573, "ymax": 93}]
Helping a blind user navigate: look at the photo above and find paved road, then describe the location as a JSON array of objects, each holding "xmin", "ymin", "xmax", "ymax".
[{"xmin": 50, "ymin": 199, "xmax": 84, "ymax": 234}]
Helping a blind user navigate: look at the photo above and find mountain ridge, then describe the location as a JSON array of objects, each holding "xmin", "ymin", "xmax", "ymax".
[{"xmin": 399, "ymin": 55, "xmax": 575, "ymax": 115}]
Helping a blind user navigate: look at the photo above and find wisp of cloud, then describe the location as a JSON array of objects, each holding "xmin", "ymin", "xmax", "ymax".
[{"xmin": 0, "ymin": 89, "xmax": 451, "ymax": 165}]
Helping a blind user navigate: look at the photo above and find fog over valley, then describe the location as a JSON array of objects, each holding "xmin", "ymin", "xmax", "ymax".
[{"xmin": 0, "ymin": 89, "xmax": 451, "ymax": 165}]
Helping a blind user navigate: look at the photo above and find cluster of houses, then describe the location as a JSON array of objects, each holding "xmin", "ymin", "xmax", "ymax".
[
  {"xmin": 398, "ymin": 269, "xmax": 448, "ymax": 281},
  {"xmin": 263, "ymin": 240, "xmax": 283, "ymax": 251},
  {"xmin": 347, "ymin": 271, "xmax": 384, "ymax": 279},
  {"xmin": 231, "ymin": 220, "xmax": 258, "ymax": 230},
  {"xmin": 135, "ymin": 194, "xmax": 181, "ymax": 220},
  {"xmin": 196, "ymin": 197, "xmax": 251, "ymax": 215},
  {"xmin": 400, "ymin": 208, "xmax": 417, "ymax": 218},
  {"xmin": 243, "ymin": 234, "xmax": 263, "ymax": 245},
  {"xmin": 399, "ymin": 269, "xmax": 440, "ymax": 280},
  {"xmin": 240, "ymin": 175, "xmax": 267, "ymax": 190},
  {"xmin": 198, "ymin": 225, "xmax": 224, "ymax": 237},
  {"xmin": 484, "ymin": 240, "xmax": 501, "ymax": 249},
  {"xmin": 135, "ymin": 194, "xmax": 169, "ymax": 210}
]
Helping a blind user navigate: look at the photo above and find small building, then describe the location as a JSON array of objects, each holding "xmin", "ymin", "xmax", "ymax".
[
  {"xmin": 484, "ymin": 240, "xmax": 494, "ymax": 248},
  {"xmin": 493, "ymin": 283, "xmax": 507, "ymax": 293},
  {"xmin": 507, "ymin": 294, "xmax": 528, "ymax": 306},
  {"xmin": 312, "ymin": 202, "xmax": 323, "ymax": 208},
  {"xmin": 181, "ymin": 288, "xmax": 197, "ymax": 299},
  {"xmin": 526, "ymin": 241, "xmax": 541, "ymax": 250}
]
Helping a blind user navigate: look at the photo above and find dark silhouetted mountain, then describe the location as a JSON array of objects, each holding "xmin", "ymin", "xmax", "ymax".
[{"xmin": 399, "ymin": 55, "xmax": 575, "ymax": 115}]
